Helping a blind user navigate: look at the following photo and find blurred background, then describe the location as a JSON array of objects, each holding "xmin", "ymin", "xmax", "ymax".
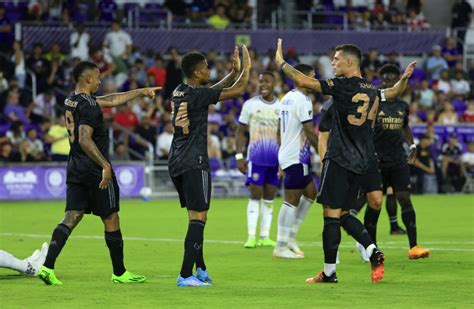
[{"xmin": 0, "ymin": 0, "xmax": 473, "ymax": 200}]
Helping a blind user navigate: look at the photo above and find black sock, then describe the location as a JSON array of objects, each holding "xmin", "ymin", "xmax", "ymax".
[
  {"xmin": 340, "ymin": 213, "xmax": 373, "ymax": 249},
  {"xmin": 364, "ymin": 206, "xmax": 381, "ymax": 245},
  {"xmin": 351, "ymin": 195, "xmax": 367, "ymax": 216},
  {"xmin": 322, "ymin": 217, "xmax": 341, "ymax": 264},
  {"xmin": 401, "ymin": 206, "xmax": 417, "ymax": 248},
  {"xmin": 195, "ymin": 221, "xmax": 206, "ymax": 271},
  {"xmin": 105, "ymin": 230, "xmax": 126, "ymax": 276},
  {"xmin": 181, "ymin": 220, "xmax": 205, "ymax": 278},
  {"xmin": 385, "ymin": 194, "xmax": 398, "ymax": 230},
  {"xmin": 43, "ymin": 224, "xmax": 71, "ymax": 269},
  {"xmin": 396, "ymin": 192, "xmax": 418, "ymax": 248}
]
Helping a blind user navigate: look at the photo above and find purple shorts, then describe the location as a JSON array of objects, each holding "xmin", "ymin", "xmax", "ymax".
[
  {"xmin": 283, "ymin": 163, "xmax": 313, "ymax": 190},
  {"xmin": 246, "ymin": 162, "xmax": 279, "ymax": 187}
]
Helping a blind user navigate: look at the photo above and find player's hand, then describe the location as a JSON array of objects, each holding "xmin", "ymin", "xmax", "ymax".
[
  {"xmin": 99, "ymin": 165, "xmax": 112, "ymax": 190},
  {"xmin": 278, "ymin": 166, "xmax": 284, "ymax": 179},
  {"xmin": 275, "ymin": 38, "xmax": 285, "ymax": 67},
  {"xmin": 141, "ymin": 87, "xmax": 162, "ymax": 99},
  {"xmin": 407, "ymin": 149, "xmax": 417, "ymax": 165},
  {"xmin": 231, "ymin": 46, "xmax": 241, "ymax": 72},
  {"xmin": 237, "ymin": 159, "xmax": 247, "ymax": 174},
  {"xmin": 242, "ymin": 45, "xmax": 251, "ymax": 70},
  {"xmin": 401, "ymin": 61, "xmax": 416, "ymax": 81}
]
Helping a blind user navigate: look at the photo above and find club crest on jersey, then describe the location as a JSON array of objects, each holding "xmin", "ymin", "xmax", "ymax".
[
  {"xmin": 398, "ymin": 111, "xmax": 404, "ymax": 116},
  {"xmin": 326, "ymin": 79, "xmax": 334, "ymax": 87},
  {"xmin": 252, "ymin": 173, "xmax": 260, "ymax": 181},
  {"xmin": 378, "ymin": 111, "xmax": 385, "ymax": 116}
]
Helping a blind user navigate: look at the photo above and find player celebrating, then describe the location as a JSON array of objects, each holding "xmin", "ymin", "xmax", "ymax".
[
  {"xmin": 38, "ymin": 61, "xmax": 160, "ymax": 285},
  {"xmin": 275, "ymin": 38, "xmax": 416, "ymax": 283},
  {"xmin": 371, "ymin": 64, "xmax": 430, "ymax": 259},
  {"xmin": 0, "ymin": 243, "xmax": 48, "ymax": 276},
  {"xmin": 236, "ymin": 71, "xmax": 280, "ymax": 249},
  {"xmin": 168, "ymin": 46, "xmax": 251, "ymax": 287},
  {"xmin": 273, "ymin": 64, "xmax": 319, "ymax": 259}
]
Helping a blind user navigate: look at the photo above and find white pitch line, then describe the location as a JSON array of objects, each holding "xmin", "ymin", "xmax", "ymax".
[{"xmin": 1, "ymin": 232, "xmax": 474, "ymax": 252}]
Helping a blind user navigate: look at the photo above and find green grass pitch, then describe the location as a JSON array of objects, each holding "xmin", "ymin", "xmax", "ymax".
[{"xmin": 1, "ymin": 195, "xmax": 473, "ymax": 308}]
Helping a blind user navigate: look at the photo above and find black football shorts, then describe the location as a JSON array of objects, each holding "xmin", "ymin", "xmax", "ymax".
[
  {"xmin": 171, "ymin": 168, "xmax": 211, "ymax": 212},
  {"xmin": 355, "ymin": 162, "xmax": 383, "ymax": 194},
  {"xmin": 380, "ymin": 163, "xmax": 411, "ymax": 193}
]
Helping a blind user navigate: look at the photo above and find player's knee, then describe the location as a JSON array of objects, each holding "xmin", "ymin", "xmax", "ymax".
[
  {"xmin": 62, "ymin": 210, "xmax": 84, "ymax": 229},
  {"xmin": 396, "ymin": 192, "xmax": 412, "ymax": 208},
  {"xmin": 188, "ymin": 210, "xmax": 207, "ymax": 222},
  {"xmin": 102, "ymin": 212, "xmax": 120, "ymax": 231},
  {"xmin": 323, "ymin": 207, "xmax": 341, "ymax": 218},
  {"xmin": 368, "ymin": 192, "xmax": 382, "ymax": 210}
]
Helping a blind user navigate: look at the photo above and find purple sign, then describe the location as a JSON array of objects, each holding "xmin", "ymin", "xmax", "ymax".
[{"xmin": 0, "ymin": 163, "xmax": 144, "ymax": 200}]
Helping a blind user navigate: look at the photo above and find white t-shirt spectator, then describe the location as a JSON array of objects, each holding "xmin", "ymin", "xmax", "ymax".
[
  {"xmin": 70, "ymin": 31, "xmax": 90, "ymax": 61},
  {"xmin": 104, "ymin": 30, "xmax": 132, "ymax": 57},
  {"xmin": 462, "ymin": 152, "xmax": 474, "ymax": 165},
  {"xmin": 436, "ymin": 79, "xmax": 451, "ymax": 94},
  {"xmin": 6, "ymin": 131, "xmax": 25, "ymax": 146},
  {"xmin": 32, "ymin": 93, "xmax": 57, "ymax": 120},
  {"xmin": 156, "ymin": 131, "xmax": 173, "ymax": 158},
  {"xmin": 450, "ymin": 79, "xmax": 471, "ymax": 96},
  {"xmin": 25, "ymin": 138, "xmax": 44, "ymax": 157}
]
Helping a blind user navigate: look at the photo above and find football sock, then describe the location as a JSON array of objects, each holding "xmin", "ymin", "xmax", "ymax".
[
  {"xmin": 397, "ymin": 192, "xmax": 418, "ymax": 248},
  {"xmin": 322, "ymin": 217, "xmax": 340, "ymax": 273},
  {"xmin": 340, "ymin": 213, "xmax": 373, "ymax": 249},
  {"xmin": 259, "ymin": 199, "xmax": 274, "ymax": 239},
  {"xmin": 195, "ymin": 221, "xmax": 207, "ymax": 271},
  {"xmin": 351, "ymin": 194, "xmax": 367, "ymax": 216},
  {"xmin": 247, "ymin": 199, "xmax": 260, "ymax": 238},
  {"xmin": 385, "ymin": 194, "xmax": 398, "ymax": 230},
  {"xmin": 364, "ymin": 206, "xmax": 381, "ymax": 245},
  {"xmin": 105, "ymin": 230, "xmax": 126, "ymax": 276},
  {"xmin": 181, "ymin": 220, "xmax": 205, "ymax": 278},
  {"xmin": 276, "ymin": 202, "xmax": 296, "ymax": 249},
  {"xmin": 0, "ymin": 250, "xmax": 28, "ymax": 273},
  {"xmin": 289, "ymin": 196, "xmax": 313, "ymax": 243},
  {"xmin": 43, "ymin": 224, "xmax": 71, "ymax": 269}
]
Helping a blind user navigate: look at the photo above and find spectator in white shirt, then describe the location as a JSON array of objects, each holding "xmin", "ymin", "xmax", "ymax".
[
  {"xmin": 70, "ymin": 23, "xmax": 90, "ymax": 61},
  {"xmin": 103, "ymin": 20, "xmax": 132, "ymax": 59},
  {"xmin": 20, "ymin": 128, "xmax": 45, "ymax": 161},
  {"xmin": 462, "ymin": 142, "xmax": 474, "ymax": 177},
  {"xmin": 450, "ymin": 71, "xmax": 471, "ymax": 97},
  {"xmin": 435, "ymin": 70, "xmax": 451, "ymax": 95},
  {"xmin": 156, "ymin": 122, "xmax": 173, "ymax": 159},
  {"xmin": 31, "ymin": 89, "xmax": 57, "ymax": 123}
]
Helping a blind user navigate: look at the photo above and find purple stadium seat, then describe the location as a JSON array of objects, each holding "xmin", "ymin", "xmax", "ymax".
[
  {"xmin": 209, "ymin": 157, "xmax": 223, "ymax": 176},
  {"xmin": 409, "ymin": 67, "xmax": 427, "ymax": 85},
  {"xmin": 140, "ymin": 3, "xmax": 167, "ymax": 24},
  {"xmin": 452, "ymin": 98, "xmax": 467, "ymax": 116}
]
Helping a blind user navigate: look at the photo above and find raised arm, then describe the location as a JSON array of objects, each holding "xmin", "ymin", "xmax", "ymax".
[
  {"xmin": 275, "ymin": 38, "xmax": 322, "ymax": 93},
  {"xmin": 78, "ymin": 124, "xmax": 111, "ymax": 189},
  {"xmin": 211, "ymin": 46, "xmax": 241, "ymax": 89},
  {"xmin": 96, "ymin": 87, "xmax": 161, "ymax": 108},
  {"xmin": 382, "ymin": 61, "xmax": 416, "ymax": 101},
  {"xmin": 218, "ymin": 45, "xmax": 251, "ymax": 101}
]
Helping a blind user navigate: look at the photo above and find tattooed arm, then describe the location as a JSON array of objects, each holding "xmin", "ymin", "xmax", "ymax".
[
  {"xmin": 78, "ymin": 124, "xmax": 111, "ymax": 189},
  {"xmin": 96, "ymin": 87, "xmax": 161, "ymax": 108},
  {"xmin": 211, "ymin": 46, "xmax": 241, "ymax": 89},
  {"xmin": 275, "ymin": 38, "xmax": 322, "ymax": 93}
]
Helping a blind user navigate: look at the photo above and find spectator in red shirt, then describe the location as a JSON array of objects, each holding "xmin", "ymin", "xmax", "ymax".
[
  {"xmin": 114, "ymin": 104, "xmax": 138, "ymax": 129},
  {"xmin": 464, "ymin": 100, "xmax": 474, "ymax": 123},
  {"xmin": 147, "ymin": 55, "xmax": 167, "ymax": 87}
]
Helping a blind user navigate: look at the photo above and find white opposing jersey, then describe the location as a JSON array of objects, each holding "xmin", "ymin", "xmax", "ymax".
[
  {"xmin": 278, "ymin": 89, "xmax": 313, "ymax": 169},
  {"xmin": 239, "ymin": 95, "xmax": 281, "ymax": 166}
]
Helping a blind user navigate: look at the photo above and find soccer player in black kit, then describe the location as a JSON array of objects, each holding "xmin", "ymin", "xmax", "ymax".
[
  {"xmin": 169, "ymin": 46, "xmax": 251, "ymax": 287},
  {"xmin": 38, "ymin": 61, "xmax": 160, "ymax": 285},
  {"xmin": 275, "ymin": 38, "xmax": 416, "ymax": 283},
  {"xmin": 369, "ymin": 64, "xmax": 430, "ymax": 259}
]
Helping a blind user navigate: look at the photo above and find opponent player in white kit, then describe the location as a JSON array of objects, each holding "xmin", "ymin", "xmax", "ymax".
[
  {"xmin": 236, "ymin": 71, "xmax": 281, "ymax": 248},
  {"xmin": 273, "ymin": 64, "xmax": 319, "ymax": 259},
  {"xmin": 0, "ymin": 243, "xmax": 48, "ymax": 276}
]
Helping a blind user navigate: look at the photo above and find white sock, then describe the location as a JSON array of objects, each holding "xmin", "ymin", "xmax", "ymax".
[
  {"xmin": 289, "ymin": 196, "xmax": 314, "ymax": 243},
  {"xmin": 276, "ymin": 202, "xmax": 297, "ymax": 249},
  {"xmin": 365, "ymin": 244, "xmax": 377, "ymax": 258},
  {"xmin": 324, "ymin": 263, "xmax": 336, "ymax": 276},
  {"xmin": 0, "ymin": 250, "xmax": 28, "ymax": 273},
  {"xmin": 247, "ymin": 199, "xmax": 260, "ymax": 238},
  {"xmin": 259, "ymin": 199, "xmax": 274, "ymax": 239}
]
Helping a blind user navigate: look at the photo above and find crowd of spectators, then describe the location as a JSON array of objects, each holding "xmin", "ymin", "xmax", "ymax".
[{"xmin": 0, "ymin": 1, "xmax": 473, "ymax": 193}]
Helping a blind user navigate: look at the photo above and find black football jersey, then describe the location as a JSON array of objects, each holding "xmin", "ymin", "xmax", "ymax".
[
  {"xmin": 318, "ymin": 100, "xmax": 333, "ymax": 133},
  {"xmin": 320, "ymin": 77, "xmax": 380, "ymax": 174},
  {"xmin": 168, "ymin": 84, "xmax": 222, "ymax": 177},
  {"xmin": 373, "ymin": 99, "xmax": 409, "ymax": 168},
  {"xmin": 64, "ymin": 93, "xmax": 109, "ymax": 182}
]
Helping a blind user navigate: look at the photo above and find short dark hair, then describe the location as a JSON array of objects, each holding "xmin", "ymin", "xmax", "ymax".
[
  {"xmin": 181, "ymin": 52, "xmax": 206, "ymax": 78},
  {"xmin": 72, "ymin": 61, "xmax": 98, "ymax": 83},
  {"xmin": 294, "ymin": 64, "xmax": 314, "ymax": 76},
  {"xmin": 260, "ymin": 71, "xmax": 275, "ymax": 79},
  {"xmin": 379, "ymin": 64, "xmax": 400, "ymax": 77},
  {"xmin": 335, "ymin": 44, "xmax": 362, "ymax": 63}
]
